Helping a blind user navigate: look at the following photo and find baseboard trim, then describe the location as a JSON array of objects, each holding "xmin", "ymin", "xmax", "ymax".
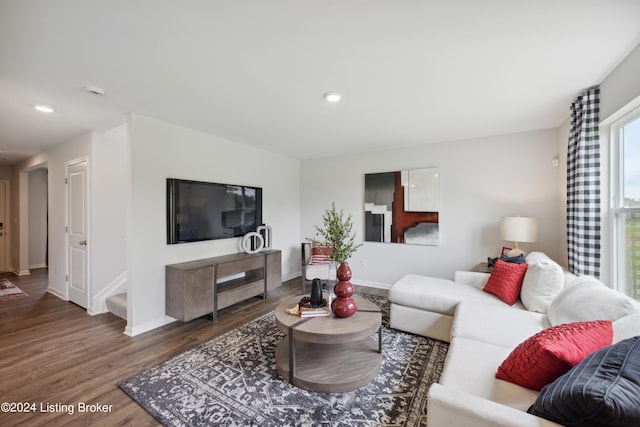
[
  {"xmin": 352, "ymin": 279, "xmax": 392, "ymax": 290},
  {"xmin": 283, "ymin": 272, "xmax": 300, "ymax": 282},
  {"xmin": 124, "ymin": 316, "xmax": 176, "ymax": 337},
  {"xmin": 47, "ymin": 287, "xmax": 66, "ymax": 300},
  {"xmin": 12, "ymin": 268, "xmax": 31, "ymax": 276},
  {"xmin": 28, "ymin": 263, "xmax": 47, "ymax": 270}
]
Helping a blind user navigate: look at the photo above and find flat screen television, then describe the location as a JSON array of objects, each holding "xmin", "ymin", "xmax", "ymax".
[{"xmin": 167, "ymin": 178, "xmax": 263, "ymax": 244}]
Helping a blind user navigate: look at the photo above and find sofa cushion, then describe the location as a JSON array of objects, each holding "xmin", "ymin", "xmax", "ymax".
[
  {"xmin": 440, "ymin": 337, "xmax": 540, "ymax": 411},
  {"xmin": 451, "ymin": 301, "xmax": 548, "ymax": 349},
  {"xmin": 524, "ymin": 251, "xmax": 553, "ymax": 265},
  {"xmin": 548, "ymin": 277, "xmax": 640, "ymax": 326},
  {"xmin": 496, "ymin": 320, "xmax": 613, "ymax": 391},
  {"xmin": 389, "ymin": 274, "xmax": 519, "ymax": 316},
  {"xmin": 613, "ymin": 313, "xmax": 640, "ymax": 343},
  {"xmin": 520, "ymin": 260, "xmax": 564, "ymax": 313},
  {"xmin": 528, "ymin": 336, "xmax": 640, "ymax": 427},
  {"xmin": 483, "ymin": 260, "xmax": 529, "ymax": 305}
]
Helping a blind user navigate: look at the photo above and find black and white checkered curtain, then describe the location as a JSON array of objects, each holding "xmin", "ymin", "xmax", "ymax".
[{"xmin": 567, "ymin": 86, "xmax": 600, "ymax": 277}]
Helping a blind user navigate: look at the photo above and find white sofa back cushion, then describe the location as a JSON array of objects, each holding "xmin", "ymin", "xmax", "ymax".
[
  {"xmin": 548, "ymin": 277, "xmax": 640, "ymax": 326},
  {"xmin": 524, "ymin": 251, "xmax": 553, "ymax": 265},
  {"xmin": 520, "ymin": 260, "xmax": 564, "ymax": 314},
  {"xmin": 613, "ymin": 313, "xmax": 640, "ymax": 343}
]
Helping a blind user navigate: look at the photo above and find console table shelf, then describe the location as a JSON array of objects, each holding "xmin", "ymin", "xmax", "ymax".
[{"xmin": 166, "ymin": 249, "xmax": 281, "ymax": 321}]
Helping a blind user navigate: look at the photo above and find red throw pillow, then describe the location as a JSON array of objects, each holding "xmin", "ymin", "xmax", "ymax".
[
  {"xmin": 496, "ymin": 320, "xmax": 613, "ymax": 391},
  {"xmin": 311, "ymin": 244, "xmax": 331, "ymax": 256},
  {"xmin": 310, "ymin": 255, "xmax": 330, "ymax": 265},
  {"xmin": 310, "ymin": 244, "xmax": 332, "ymax": 265},
  {"xmin": 483, "ymin": 260, "xmax": 529, "ymax": 305}
]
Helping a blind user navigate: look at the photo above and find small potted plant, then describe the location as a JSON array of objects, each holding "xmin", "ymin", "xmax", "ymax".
[
  {"xmin": 310, "ymin": 202, "xmax": 362, "ymax": 265},
  {"xmin": 309, "ymin": 202, "xmax": 362, "ymax": 317}
]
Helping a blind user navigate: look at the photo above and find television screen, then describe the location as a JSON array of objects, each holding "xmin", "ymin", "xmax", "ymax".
[{"xmin": 167, "ymin": 178, "xmax": 263, "ymax": 244}]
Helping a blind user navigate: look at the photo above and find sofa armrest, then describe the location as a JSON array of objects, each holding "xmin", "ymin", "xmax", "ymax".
[
  {"xmin": 453, "ymin": 271, "xmax": 490, "ymax": 288},
  {"xmin": 427, "ymin": 383, "xmax": 563, "ymax": 427}
]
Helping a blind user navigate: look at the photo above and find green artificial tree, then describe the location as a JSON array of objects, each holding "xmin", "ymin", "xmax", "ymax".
[{"xmin": 309, "ymin": 202, "xmax": 362, "ymax": 264}]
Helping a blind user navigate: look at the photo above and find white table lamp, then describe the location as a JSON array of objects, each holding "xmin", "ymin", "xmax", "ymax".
[{"xmin": 500, "ymin": 216, "xmax": 537, "ymax": 256}]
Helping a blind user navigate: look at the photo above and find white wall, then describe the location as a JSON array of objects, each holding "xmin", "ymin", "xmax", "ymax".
[
  {"xmin": 301, "ymin": 128, "xmax": 564, "ymax": 287},
  {"xmin": 0, "ymin": 166, "xmax": 11, "ymax": 181},
  {"xmin": 13, "ymin": 123, "xmax": 129, "ymax": 313},
  {"xmin": 600, "ymin": 42, "xmax": 640, "ymax": 123},
  {"xmin": 90, "ymin": 124, "xmax": 129, "ymax": 312},
  {"xmin": 556, "ymin": 118, "xmax": 570, "ymax": 268},
  {"xmin": 15, "ymin": 132, "xmax": 92, "ymax": 296},
  {"xmin": 28, "ymin": 168, "xmax": 48, "ymax": 269},
  {"xmin": 0, "ymin": 166, "xmax": 14, "ymax": 273},
  {"xmin": 126, "ymin": 114, "xmax": 301, "ymax": 336}
]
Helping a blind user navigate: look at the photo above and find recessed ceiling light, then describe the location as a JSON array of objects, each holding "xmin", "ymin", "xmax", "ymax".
[
  {"xmin": 323, "ymin": 91, "xmax": 343, "ymax": 103},
  {"xmin": 34, "ymin": 105, "xmax": 54, "ymax": 113}
]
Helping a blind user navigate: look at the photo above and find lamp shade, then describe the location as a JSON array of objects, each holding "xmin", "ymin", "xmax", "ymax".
[{"xmin": 500, "ymin": 217, "xmax": 537, "ymax": 243}]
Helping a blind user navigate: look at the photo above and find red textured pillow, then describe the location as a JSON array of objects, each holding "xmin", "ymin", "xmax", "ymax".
[
  {"xmin": 496, "ymin": 320, "xmax": 613, "ymax": 391},
  {"xmin": 311, "ymin": 245, "xmax": 331, "ymax": 256},
  {"xmin": 483, "ymin": 260, "xmax": 529, "ymax": 305},
  {"xmin": 310, "ymin": 244, "xmax": 332, "ymax": 265}
]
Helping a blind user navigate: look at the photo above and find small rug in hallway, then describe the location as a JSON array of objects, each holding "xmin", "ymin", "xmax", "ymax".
[
  {"xmin": 0, "ymin": 278, "xmax": 28, "ymax": 302},
  {"xmin": 119, "ymin": 294, "xmax": 449, "ymax": 427}
]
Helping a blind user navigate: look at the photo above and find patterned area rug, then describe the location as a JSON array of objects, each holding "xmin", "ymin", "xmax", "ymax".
[
  {"xmin": 119, "ymin": 294, "xmax": 449, "ymax": 426},
  {"xmin": 0, "ymin": 278, "xmax": 28, "ymax": 302}
]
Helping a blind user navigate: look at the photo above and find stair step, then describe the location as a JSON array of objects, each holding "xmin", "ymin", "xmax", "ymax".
[{"xmin": 106, "ymin": 293, "xmax": 127, "ymax": 320}]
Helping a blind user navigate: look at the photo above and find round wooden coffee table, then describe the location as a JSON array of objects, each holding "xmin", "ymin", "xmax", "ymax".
[{"xmin": 274, "ymin": 295, "xmax": 382, "ymax": 393}]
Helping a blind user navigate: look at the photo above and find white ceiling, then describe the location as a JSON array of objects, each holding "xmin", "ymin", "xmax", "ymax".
[{"xmin": 1, "ymin": 1, "xmax": 640, "ymax": 164}]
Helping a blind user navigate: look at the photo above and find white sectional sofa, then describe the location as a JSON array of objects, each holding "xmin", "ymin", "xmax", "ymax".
[{"xmin": 388, "ymin": 252, "xmax": 640, "ymax": 427}]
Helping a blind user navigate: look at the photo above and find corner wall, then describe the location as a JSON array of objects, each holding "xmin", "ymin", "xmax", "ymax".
[
  {"xmin": 14, "ymin": 133, "xmax": 92, "ymax": 295},
  {"xmin": 0, "ymin": 166, "xmax": 13, "ymax": 273},
  {"xmin": 600, "ymin": 42, "xmax": 640, "ymax": 123},
  {"xmin": 28, "ymin": 168, "xmax": 48, "ymax": 269},
  {"xmin": 126, "ymin": 114, "xmax": 301, "ymax": 336},
  {"xmin": 14, "ymin": 124, "xmax": 129, "ymax": 310},
  {"xmin": 556, "ymin": 118, "xmax": 570, "ymax": 267},
  {"xmin": 301, "ymin": 128, "xmax": 564, "ymax": 287},
  {"xmin": 90, "ymin": 124, "xmax": 129, "ymax": 313}
]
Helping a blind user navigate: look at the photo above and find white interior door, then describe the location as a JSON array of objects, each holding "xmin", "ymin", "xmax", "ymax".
[
  {"xmin": 67, "ymin": 160, "xmax": 89, "ymax": 308},
  {"xmin": 0, "ymin": 181, "xmax": 7, "ymax": 272}
]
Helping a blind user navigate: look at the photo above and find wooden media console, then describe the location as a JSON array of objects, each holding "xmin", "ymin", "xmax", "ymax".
[{"xmin": 166, "ymin": 249, "xmax": 281, "ymax": 321}]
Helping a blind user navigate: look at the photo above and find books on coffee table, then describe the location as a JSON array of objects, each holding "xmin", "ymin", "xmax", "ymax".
[{"xmin": 299, "ymin": 305, "xmax": 330, "ymax": 317}]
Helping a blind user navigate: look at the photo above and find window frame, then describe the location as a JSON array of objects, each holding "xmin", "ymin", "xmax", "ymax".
[{"xmin": 608, "ymin": 103, "xmax": 640, "ymax": 298}]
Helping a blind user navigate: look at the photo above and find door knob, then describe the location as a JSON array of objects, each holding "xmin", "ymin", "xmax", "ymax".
[{"xmin": 79, "ymin": 240, "xmax": 87, "ymax": 246}]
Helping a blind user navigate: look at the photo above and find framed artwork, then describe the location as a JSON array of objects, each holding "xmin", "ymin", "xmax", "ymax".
[{"xmin": 364, "ymin": 168, "xmax": 440, "ymax": 245}]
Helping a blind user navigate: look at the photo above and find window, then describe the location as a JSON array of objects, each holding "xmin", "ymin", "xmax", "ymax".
[{"xmin": 611, "ymin": 106, "xmax": 640, "ymax": 300}]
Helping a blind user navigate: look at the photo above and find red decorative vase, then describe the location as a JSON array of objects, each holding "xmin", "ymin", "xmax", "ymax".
[
  {"xmin": 337, "ymin": 262, "xmax": 352, "ymax": 282},
  {"xmin": 331, "ymin": 262, "xmax": 357, "ymax": 318}
]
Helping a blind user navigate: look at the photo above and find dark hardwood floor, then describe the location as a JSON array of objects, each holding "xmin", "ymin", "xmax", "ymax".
[{"xmin": 0, "ymin": 268, "xmax": 387, "ymax": 426}]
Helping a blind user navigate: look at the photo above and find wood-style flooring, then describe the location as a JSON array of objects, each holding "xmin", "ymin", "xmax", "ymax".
[{"xmin": 0, "ymin": 268, "xmax": 387, "ymax": 426}]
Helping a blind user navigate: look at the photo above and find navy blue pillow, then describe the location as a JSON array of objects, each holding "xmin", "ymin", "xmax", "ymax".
[
  {"xmin": 528, "ymin": 336, "xmax": 640, "ymax": 426},
  {"xmin": 487, "ymin": 253, "xmax": 526, "ymax": 267}
]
